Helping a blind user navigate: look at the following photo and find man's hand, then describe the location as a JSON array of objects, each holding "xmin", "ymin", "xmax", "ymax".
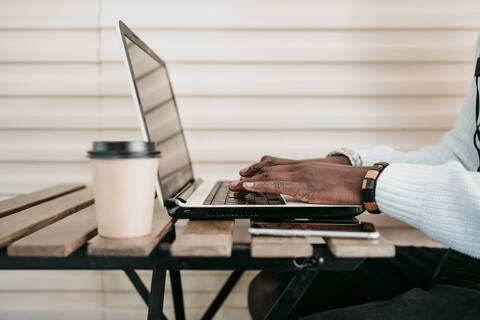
[
  {"xmin": 237, "ymin": 155, "xmax": 351, "ymax": 177},
  {"xmin": 229, "ymin": 156, "xmax": 371, "ymax": 205}
]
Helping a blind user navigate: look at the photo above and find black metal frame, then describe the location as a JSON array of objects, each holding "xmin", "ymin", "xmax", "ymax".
[{"xmin": 0, "ymin": 225, "xmax": 365, "ymax": 320}]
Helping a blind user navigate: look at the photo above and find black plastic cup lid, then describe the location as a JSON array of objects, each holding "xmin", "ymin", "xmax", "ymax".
[{"xmin": 87, "ymin": 141, "xmax": 161, "ymax": 159}]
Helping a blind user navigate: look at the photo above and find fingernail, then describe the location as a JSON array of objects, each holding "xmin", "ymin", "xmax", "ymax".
[
  {"xmin": 243, "ymin": 182, "xmax": 254, "ymax": 188},
  {"xmin": 239, "ymin": 168, "xmax": 248, "ymax": 174},
  {"xmin": 229, "ymin": 182, "xmax": 239, "ymax": 187}
]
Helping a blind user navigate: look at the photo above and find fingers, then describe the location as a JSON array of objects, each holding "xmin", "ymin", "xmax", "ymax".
[
  {"xmin": 242, "ymin": 181, "xmax": 299, "ymax": 197},
  {"xmin": 239, "ymin": 156, "xmax": 299, "ymax": 177},
  {"xmin": 230, "ymin": 165, "xmax": 297, "ymax": 192}
]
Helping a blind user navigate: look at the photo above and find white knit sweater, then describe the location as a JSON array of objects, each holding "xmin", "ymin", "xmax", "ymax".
[{"xmin": 356, "ymin": 36, "xmax": 480, "ymax": 258}]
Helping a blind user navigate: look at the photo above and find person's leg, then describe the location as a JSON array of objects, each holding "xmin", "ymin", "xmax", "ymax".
[
  {"xmin": 299, "ymin": 284, "xmax": 480, "ymax": 320},
  {"xmin": 248, "ymin": 247, "xmax": 449, "ymax": 320}
]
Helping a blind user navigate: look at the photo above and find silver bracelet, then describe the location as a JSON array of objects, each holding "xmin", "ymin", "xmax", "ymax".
[{"xmin": 326, "ymin": 147, "xmax": 363, "ymax": 167}]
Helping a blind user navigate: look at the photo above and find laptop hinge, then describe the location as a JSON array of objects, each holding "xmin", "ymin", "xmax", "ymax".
[{"xmin": 169, "ymin": 178, "xmax": 203, "ymax": 203}]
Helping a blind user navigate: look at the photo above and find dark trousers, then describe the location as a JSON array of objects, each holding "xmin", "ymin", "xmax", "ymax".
[{"xmin": 248, "ymin": 247, "xmax": 480, "ymax": 320}]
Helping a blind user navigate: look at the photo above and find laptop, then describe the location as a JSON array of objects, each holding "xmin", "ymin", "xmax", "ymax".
[{"xmin": 117, "ymin": 20, "xmax": 364, "ymax": 219}]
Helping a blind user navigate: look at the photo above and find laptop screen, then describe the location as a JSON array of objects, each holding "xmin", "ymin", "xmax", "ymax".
[{"xmin": 122, "ymin": 35, "xmax": 194, "ymax": 201}]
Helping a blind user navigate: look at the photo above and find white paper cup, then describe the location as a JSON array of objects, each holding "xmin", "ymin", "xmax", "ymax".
[{"xmin": 88, "ymin": 141, "xmax": 160, "ymax": 238}]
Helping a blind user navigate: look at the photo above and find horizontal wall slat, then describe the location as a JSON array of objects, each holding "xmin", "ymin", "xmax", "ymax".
[
  {"xmin": 101, "ymin": 30, "xmax": 479, "ymax": 63},
  {"xmin": 105, "ymin": 307, "xmax": 248, "ymax": 320},
  {"xmin": 0, "ymin": 65, "xmax": 99, "ymax": 96},
  {"xmin": 0, "ymin": 97, "xmax": 461, "ymax": 130},
  {"xmin": 0, "ymin": 129, "xmax": 445, "ymax": 162},
  {"xmin": 0, "ymin": 270, "xmax": 102, "ymax": 291},
  {"xmin": 0, "ymin": 63, "xmax": 472, "ymax": 97},
  {"xmin": 104, "ymin": 96, "xmax": 461, "ymax": 130},
  {"xmin": 0, "ymin": 163, "xmax": 91, "ymax": 194},
  {"xmin": 0, "ymin": 98, "xmax": 101, "ymax": 129},
  {"xmin": 0, "ymin": 309, "xmax": 103, "ymax": 320},
  {"xmin": 106, "ymin": 291, "xmax": 245, "ymax": 308},
  {"xmin": 101, "ymin": 63, "xmax": 472, "ymax": 97},
  {"xmin": 174, "ymin": 97, "xmax": 461, "ymax": 130},
  {"xmin": 0, "ymin": 31, "xmax": 98, "ymax": 62},
  {"xmin": 100, "ymin": 0, "xmax": 480, "ymax": 29},
  {"xmin": 0, "ymin": 0, "xmax": 99, "ymax": 29},
  {"xmin": 0, "ymin": 292, "xmax": 103, "ymax": 310}
]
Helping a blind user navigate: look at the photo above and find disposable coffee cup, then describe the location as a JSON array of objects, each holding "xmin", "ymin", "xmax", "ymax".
[{"xmin": 87, "ymin": 141, "xmax": 160, "ymax": 238}]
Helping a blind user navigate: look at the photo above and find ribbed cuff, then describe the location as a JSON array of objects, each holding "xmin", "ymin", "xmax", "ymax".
[{"xmin": 375, "ymin": 163, "xmax": 431, "ymax": 229}]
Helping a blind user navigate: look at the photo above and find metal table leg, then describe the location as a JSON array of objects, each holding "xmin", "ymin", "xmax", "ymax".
[
  {"xmin": 201, "ymin": 270, "xmax": 244, "ymax": 320},
  {"xmin": 264, "ymin": 270, "xmax": 319, "ymax": 320},
  {"xmin": 169, "ymin": 270, "xmax": 185, "ymax": 320},
  {"xmin": 124, "ymin": 269, "xmax": 150, "ymax": 305},
  {"xmin": 148, "ymin": 267, "xmax": 168, "ymax": 320}
]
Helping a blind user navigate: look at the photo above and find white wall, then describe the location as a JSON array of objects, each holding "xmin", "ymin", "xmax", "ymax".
[{"xmin": 0, "ymin": 0, "xmax": 479, "ymax": 319}]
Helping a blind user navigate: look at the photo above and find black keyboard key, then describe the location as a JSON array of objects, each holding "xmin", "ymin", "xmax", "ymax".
[{"xmin": 203, "ymin": 181, "xmax": 285, "ymax": 205}]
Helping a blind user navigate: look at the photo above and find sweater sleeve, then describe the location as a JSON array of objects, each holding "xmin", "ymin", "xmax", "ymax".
[
  {"xmin": 376, "ymin": 162, "xmax": 480, "ymax": 258},
  {"xmin": 355, "ymin": 35, "xmax": 480, "ymax": 258},
  {"xmin": 358, "ymin": 34, "xmax": 480, "ymax": 171}
]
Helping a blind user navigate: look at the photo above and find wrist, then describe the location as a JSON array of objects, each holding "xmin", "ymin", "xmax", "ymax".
[
  {"xmin": 327, "ymin": 155, "xmax": 352, "ymax": 165},
  {"xmin": 351, "ymin": 166, "xmax": 374, "ymax": 204},
  {"xmin": 326, "ymin": 147, "xmax": 362, "ymax": 167}
]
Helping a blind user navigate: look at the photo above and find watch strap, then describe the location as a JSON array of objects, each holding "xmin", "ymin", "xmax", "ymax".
[{"xmin": 362, "ymin": 162, "xmax": 389, "ymax": 214}]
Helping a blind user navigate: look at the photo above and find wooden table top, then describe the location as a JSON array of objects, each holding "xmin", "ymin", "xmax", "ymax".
[{"xmin": 0, "ymin": 184, "xmax": 442, "ymax": 260}]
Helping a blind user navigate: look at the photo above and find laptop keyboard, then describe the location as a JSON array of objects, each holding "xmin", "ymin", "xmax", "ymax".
[{"xmin": 203, "ymin": 181, "xmax": 286, "ymax": 206}]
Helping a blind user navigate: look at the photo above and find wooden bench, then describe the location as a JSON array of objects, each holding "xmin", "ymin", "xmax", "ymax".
[{"xmin": 0, "ymin": 184, "xmax": 443, "ymax": 320}]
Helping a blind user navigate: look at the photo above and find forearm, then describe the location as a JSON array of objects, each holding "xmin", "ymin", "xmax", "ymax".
[
  {"xmin": 357, "ymin": 142, "xmax": 461, "ymax": 167},
  {"xmin": 376, "ymin": 161, "xmax": 480, "ymax": 258}
]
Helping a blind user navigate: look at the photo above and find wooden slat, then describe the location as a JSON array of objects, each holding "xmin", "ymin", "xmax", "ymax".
[
  {"xmin": 171, "ymin": 220, "xmax": 235, "ymax": 257},
  {"xmin": 87, "ymin": 204, "xmax": 172, "ymax": 257},
  {"xmin": 232, "ymin": 219, "xmax": 251, "ymax": 244},
  {"xmin": 0, "ymin": 184, "xmax": 84, "ymax": 218},
  {"xmin": 8, "ymin": 205, "xmax": 97, "ymax": 257},
  {"xmin": 251, "ymin": 235, "xmax": 313, "ymax": 258},
  {"xmin": 306, "ymin": 237, "xmax": 326, "ymax": 244},
  {"xmin": 0, "ymin": 188, "xmax": 93, "ymax": 249},
  {"xmin": 327, "ymin": 237, "xmax": 395, "ymax": 258}
]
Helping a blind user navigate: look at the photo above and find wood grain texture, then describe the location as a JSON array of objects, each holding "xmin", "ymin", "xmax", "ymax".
[
  {"xmin": 251, "ymin": 236, "xmax": 313, "ymax": 258},
  {"xmin": 8, "ymin": 205, "xmax": 97, "ymax": 257},
  {"xmin": 327, "ymin": 237, "xmax": 395, "ymax": 258},
  {"xmin": 171, "ymin": 220, "xmax": 235, "ymax": 257},
  {"xmin": 0, "ymin": 188, "xmax": 93, "ymax": 249},
  {"xmin": 232, "ymin": 219, "xmax": 251, "ymax": 244},
  {"xmin": 0, "ymin": 184, "xmax": 84, "ymax": 218},
  {"xmin": 87, "ymin": 205, "xmax": 173, "ymax": 257}
]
